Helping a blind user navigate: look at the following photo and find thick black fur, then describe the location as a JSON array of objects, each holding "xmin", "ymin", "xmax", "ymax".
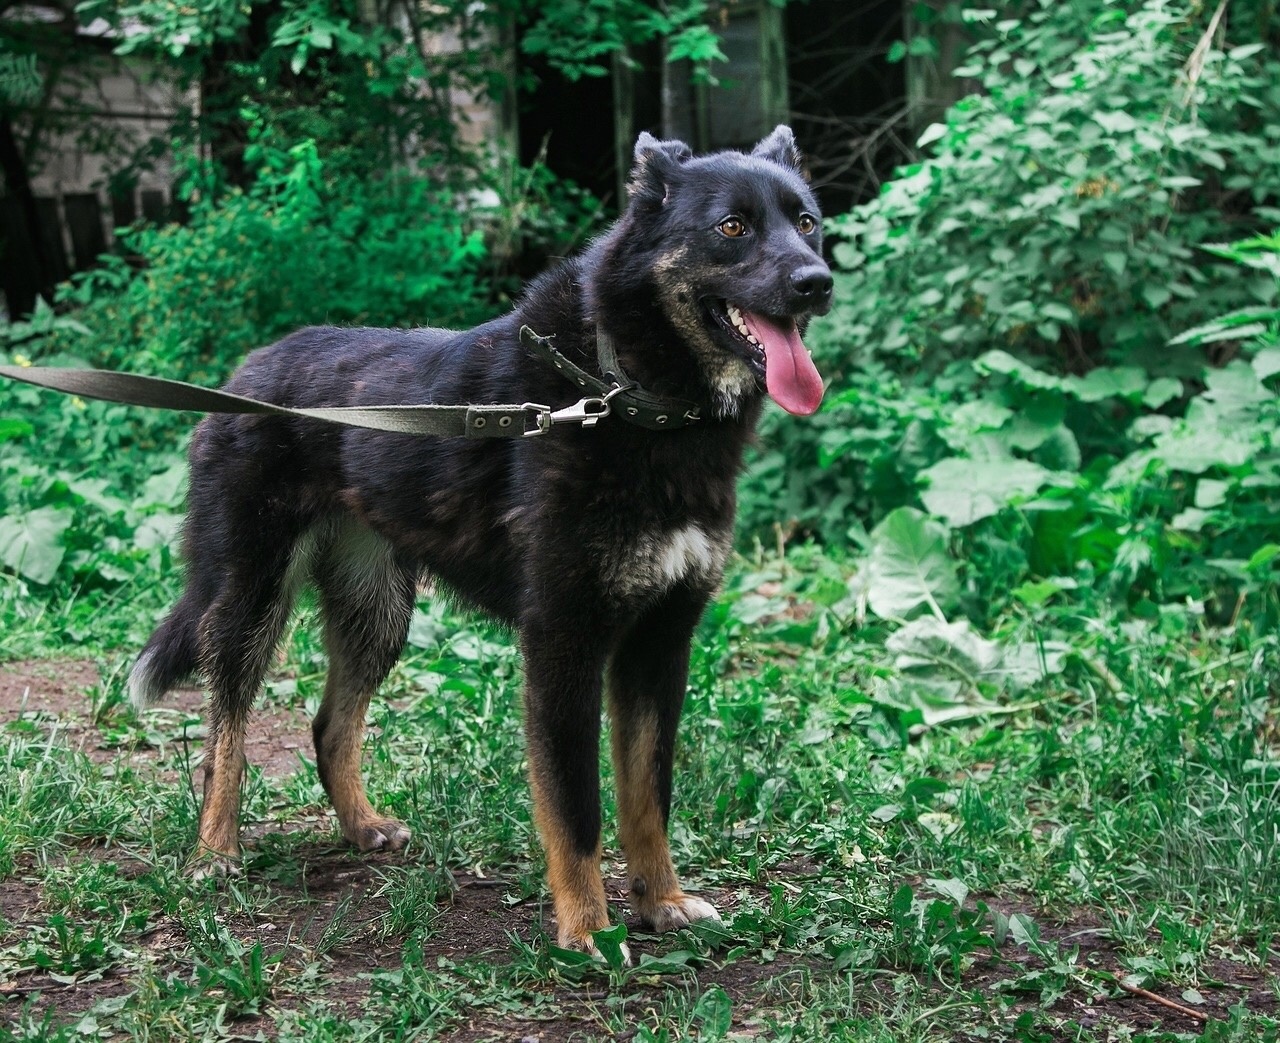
[{"xmin": 131, "ymin": 126, "xmax": 832, "ymax": 953}]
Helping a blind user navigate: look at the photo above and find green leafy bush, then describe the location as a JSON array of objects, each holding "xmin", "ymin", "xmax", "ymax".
[
  {"xmin": 55, "ymin": 143, "xmax": 492, "ymax": 380},
  {"xmin": 743, "ymin": 0, "xmax": 1280, "ymax": 634}
]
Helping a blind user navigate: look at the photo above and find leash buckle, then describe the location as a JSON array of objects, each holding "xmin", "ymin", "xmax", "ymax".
[
  {"xmin": 524, "ymin": 386, "xmax": 628, "ymax": 436},
  {"xmin": 550, "ymin": 394, "xmax": 611, "ymax": 429}
]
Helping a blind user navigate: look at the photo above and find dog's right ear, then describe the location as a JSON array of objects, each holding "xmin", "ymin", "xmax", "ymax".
[{"xmin": 628, "ymin": 132, "xmax": 692, "ymax": 205}]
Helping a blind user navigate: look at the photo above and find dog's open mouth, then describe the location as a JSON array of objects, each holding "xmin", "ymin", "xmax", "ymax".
[{"xmin": 706, "ymin": 299, "xmax": 824, "ymax": 415}]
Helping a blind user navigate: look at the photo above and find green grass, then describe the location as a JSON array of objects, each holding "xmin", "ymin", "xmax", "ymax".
[{"xmin": 1, "ymin": 548, "xmax": 1277, "ymax": 1041}]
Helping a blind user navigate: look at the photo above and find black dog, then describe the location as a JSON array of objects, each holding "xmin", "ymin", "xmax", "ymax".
[{"xmin": 129, "ymin": 125, "xmax": 832, "ymax": 958}]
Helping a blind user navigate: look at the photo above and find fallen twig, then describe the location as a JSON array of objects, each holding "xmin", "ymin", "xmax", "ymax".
[{"xmin": 1115, "ymin": 977, "xmax": 1209, "ymax": 1023}]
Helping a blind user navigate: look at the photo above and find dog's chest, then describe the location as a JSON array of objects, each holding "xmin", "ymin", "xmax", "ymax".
[{"xmin": 601, "ymin": 521, "xmax": 731, "ymax": 599}]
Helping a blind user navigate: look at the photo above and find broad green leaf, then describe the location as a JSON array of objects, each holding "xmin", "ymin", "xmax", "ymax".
[
  {"xmin": 1204, "ymin": 360, "xmax": 1271, "ymax": 407},
  {"xmin": 1101, "ymin": 251, "xmax": 1127, "ymax": 276},
  {"xmin": 1040, "ymin": 301, "xmax": 1075, "ymax": 324},
  {"xmin": 1093, "ymin": 110, "xmax": 1137, "ymax": 133},
  {"xmin": 865, "ymin": 507, "xmax": 959, "ymax": 620},
  {"xmin": 975, "ymin": 351, "xmax": 1063, "ymax": 391},
  {"xmin": 999, "ymin": 640, "xmax": 1069, "ymax": 688},
  {"xmin": 927, "ymin": 878, "xmax": 970, "ymax": 907},
  {"xmin": 1194, "ymin": 479, "xmax": 1230, "ymax": 509},
  {"xmin": 1011, "ymin": 577, "xmax": 1077, "ymax": 607},
  {"xmin": 887, "ymin": 616, "xmax": 1001, "ymax": 677},
  {"xmin": 134, "ymin": 512, "xmax": 182, "ymax": 550},
  {"xmin": 692, "ymin": 986, "xmax": 732, "ymax": 1036},
  {"xmin": 1245, "ymin": 544, "xmax": 1280, "ymax": 573},
  {"xmin": 1171, "ymin": 507, "xmax": 1212, "ymax": 532},
  {"xmin": 917, "ymin": 122, "xmax": 946, "ymax": 148},
  {"xmin": 1143, "ymin": 377, "xmax": 1182, "ymax": 408},
  {"xmin": 1034, "ymin": 425, "xmax": 1082, "ymax": 472},
  {"xmin": 1066, "ymin": 366, "xmax": 1147, "ymax": 402},
  {"xmin": 1152, "ymin": 424, "xmax": 1254, "ymax": 473},
  {"xmin": 1252, "ymin": 346, "xmax": 1280, "ymax": 381},
  {"xmin": 0, "ymin": 506, "xmax": 74, "ymax": 584},
  {"xmin": 635, "ymin": 950, "xmax": 697, "ymax": 974},
  {"xmin": 950, "ymin": 399, "xmax": 1013, "ymax": 432},
  {"xmin": 0, "ymin": 418, "xmax": 34, "ymax": 441},
  {"xmin": 590, "ymin": 923, "xmax": 629, "ymax": 970},
  {"xmin": 886, "ymin": 678, "xmax": 1018, "ymax": 728},
  {"xmin": 919, "ymin": 457, "xmax": 1051, "ymax": 527},
  {"xmin": 1009, "ymin": 913, "xmax": 1041, "ymax": 947}
]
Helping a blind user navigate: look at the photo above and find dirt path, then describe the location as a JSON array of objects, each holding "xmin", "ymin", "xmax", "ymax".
[{"xmin": 0, "ymin": 658, "xmax": 312, "ymax": 777}]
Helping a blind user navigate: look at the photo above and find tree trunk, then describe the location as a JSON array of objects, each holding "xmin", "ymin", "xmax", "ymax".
[{"xmin": 0, "ymin": 114, "xmax": 53, "ymax": 318}]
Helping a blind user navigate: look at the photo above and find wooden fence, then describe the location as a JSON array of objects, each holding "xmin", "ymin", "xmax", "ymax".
[{"xmin": 1, "ymin": 185, "xmax": 184, "ymax": 320}]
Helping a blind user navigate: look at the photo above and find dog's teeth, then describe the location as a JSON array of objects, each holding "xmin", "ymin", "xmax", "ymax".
[{"xmin": 727, "ymin": 303, "xmax": 754, "ymax": 341}]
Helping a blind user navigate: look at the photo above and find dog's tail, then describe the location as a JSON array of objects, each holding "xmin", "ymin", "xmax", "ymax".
[{"xmin": 128, "ymin": 591, "xmax": 203, "ymax": 710}]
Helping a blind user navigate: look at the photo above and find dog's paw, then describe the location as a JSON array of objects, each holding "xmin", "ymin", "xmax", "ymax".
[
  {"xmin": 346, "ymin": 816, "xmax": 411, "ymax": 853},
  {"xmin": 187, "ymin": 849, "xmax": 242, "ymax": 883},
  {"xmin": 557, "ymin": 929, "xmax": 633, "ymax": 967},
  {"xmin": 638, "ymin": 893, "xmax": 722, "ymax": 933}
]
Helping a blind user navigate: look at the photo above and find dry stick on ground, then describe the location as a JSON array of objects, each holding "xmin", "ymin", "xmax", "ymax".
[{"xmin": 1114, "ymin": 976, "xmax": 1209, "ymax": 1024}]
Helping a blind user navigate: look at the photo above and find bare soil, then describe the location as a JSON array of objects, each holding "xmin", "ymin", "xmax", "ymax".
[
  {"xmin": 2, "ymin": 660, "xmax": 1276, "ymax": 1041},
  {"xmin": 0, "ymin": 658, "xmax": 312, "ymax": 778}
]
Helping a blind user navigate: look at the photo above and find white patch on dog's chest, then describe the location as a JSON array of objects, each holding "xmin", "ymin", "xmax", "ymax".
[{"xmin": 608, "ymin": 523, "xmax": 729, "ymax": 598}]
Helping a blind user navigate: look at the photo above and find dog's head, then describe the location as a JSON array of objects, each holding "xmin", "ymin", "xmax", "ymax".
[{"xmin": 623, "ymin": 125, "xmax": 832, "ymax": 418}]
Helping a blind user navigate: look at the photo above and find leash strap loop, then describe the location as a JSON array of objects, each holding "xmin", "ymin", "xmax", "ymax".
[
  {"xmin": 1, "ymin": 325, "xmax": 704, "ymax": 438},
  {"xmin": 0, "ymin": 363, "xmax": 587, "ymax": 440}
]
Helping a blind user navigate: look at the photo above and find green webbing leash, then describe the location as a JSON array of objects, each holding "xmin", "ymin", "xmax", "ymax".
[{"xmin": 0, "ymin": 326, "xmax": 699, "ymax": 439}]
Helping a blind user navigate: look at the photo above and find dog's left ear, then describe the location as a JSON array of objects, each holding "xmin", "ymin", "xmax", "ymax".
[
  {"xmin": 628, "ymin": 132, "xmax": 692, "ymax": 204},
  {"xmin": 752, "ymin": 125, "xmax": 804, "ymax": 175}
]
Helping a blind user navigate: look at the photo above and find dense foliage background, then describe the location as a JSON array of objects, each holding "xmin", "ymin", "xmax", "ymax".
[
  {"xmin": 0, "ymin": 0, "xmax": 1274, "ymax": 721},
  {"xmin": 1, "ymin": 0, "xmax": 1277, "ymax": 702},
  {"xmin": 741, "ymin": 0, "xmax": 1280, "ymax": 662}
]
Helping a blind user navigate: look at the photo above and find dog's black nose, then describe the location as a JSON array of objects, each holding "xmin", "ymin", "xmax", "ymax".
[{"xmin": 791, "ymin": 265, "xmax": 833, "ymax": 302}]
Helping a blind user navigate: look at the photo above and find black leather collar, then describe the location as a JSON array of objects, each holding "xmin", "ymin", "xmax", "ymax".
[{"xmin": 519, "ymin": 325, "xmax": 702, "ymax": 431}]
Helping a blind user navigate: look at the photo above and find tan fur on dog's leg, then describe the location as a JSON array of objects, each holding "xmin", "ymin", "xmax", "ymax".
[
  {"xmin": 191, "ymin": 720, "xmax": 247, "ymax": 879},
  {"xmin": 527, "ymin": 762, "xmax": 622, "ymax": 960},
  {"xmin": 312, "ymin": 660, "xmax": 409, "ymax": 852},
  {"xmin": 611, "ymin": 713, "xmax": 721, "ymax": 932}
]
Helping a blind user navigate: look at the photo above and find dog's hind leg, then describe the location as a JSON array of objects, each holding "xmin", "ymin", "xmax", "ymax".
[
  {"xmin": 607, "ymin": 587, "xmax": 722, "ymax": 933},
  {"xmin": 193, "ymin": 546, "xmax": 302, "ymax": 876},
  {"xmin": 312, "ymin": 521, "xmax": 416, "ymax": 852}
]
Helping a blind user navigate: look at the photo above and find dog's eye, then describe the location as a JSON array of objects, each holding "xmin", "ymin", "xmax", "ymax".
[
  {"xmin": 797, "ymin": 214, "xmax": 818, "ymax": 235},
  {"xmin": 717, "ymin": 217, "xmax": 748, "ymax": 238}
]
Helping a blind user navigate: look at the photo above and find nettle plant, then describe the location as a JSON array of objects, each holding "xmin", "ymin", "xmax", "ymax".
[{"xmin": 743, "ymin": 0, "xmax": 1280, "ymax": 636}]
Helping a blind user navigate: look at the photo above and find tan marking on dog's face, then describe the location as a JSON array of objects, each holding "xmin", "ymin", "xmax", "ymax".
[{"xmin": 653, "ymin": 247, "xmax": 756, "ymax": 417}]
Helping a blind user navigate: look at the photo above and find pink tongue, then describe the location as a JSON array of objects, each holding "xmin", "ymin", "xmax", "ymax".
[{"xmin": 741, "ymin": 309, "xmax": 824, "ymax": 415}]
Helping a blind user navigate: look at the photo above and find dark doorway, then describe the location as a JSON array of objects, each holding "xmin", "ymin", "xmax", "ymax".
[
  {"xmin": 517, "ymin": 1, "xmax": 907, "ymax": 216},
  {"xmin": 786, "ymin": 0, "xmax": 906, "ymax": 212}
]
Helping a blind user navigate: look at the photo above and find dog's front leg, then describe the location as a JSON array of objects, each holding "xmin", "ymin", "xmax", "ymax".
[
  {"xmin": 519, "ymin": 622, "xmax": 618, "ymax": 959},
  {"xmin": 607, "ymin": 588, "xmax": 722, "ymax": 933}
]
